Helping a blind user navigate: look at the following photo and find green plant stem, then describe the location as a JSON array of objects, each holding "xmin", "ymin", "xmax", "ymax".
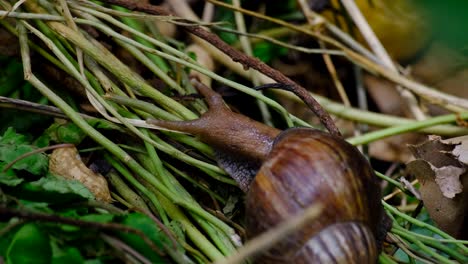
[
  {"xmin": 277, "ymin": 90, "xmax": 468, "ymax": 136},
  {"xmin": 24, "ymin": 11, "xmax": 231, "ymax": 181},
  {"xmin": 25, "ymin": 1, "xmax": 195, "ymax": 119},
  {"xmin": 391, "ymin": 228, "xmax": 455, "ymax": 264},
  {"xmin": 19, "ymin": 23, "xmax": 234, "ymax": 262},
  {"xmin": 323, "ymin": 104, "xmax": 468, "ymax": 136},
  {"xmin": 105, "ymin": 155, "xmax": 169, "ymax": 224},
  {"xmin": 165, "ymin": 163, "xmax": 225, "ymax": 203},
  {"xmin": 107, "ymin": 171, "xmax": 150, "ymax": 211},
  {"xmin": 114, "ymin": 38, "xmax": 184, "ymax": 94},
  {"xmin": 349, "ymin": 112, "xmax": 468, "ymax": 145},
  {"xmin": 23, "ymin": 15, "xmax": 225, "ymax": 177},
  {"xmin": 147, "ymin": 133, "xmax": 235, "ymax": 184},
  {"xmin": 392, "ymin": 225, "xmax": 467, "ymax": 262},
  {"xmin": 383, "ymin": 201, "xmax": 468, "ymax": 254},
  {"xmin": 0, "ymin": 10, "xmax": 64, "ymax": 20},
  {"xmin": 137, "ymin": 153, "xmax": 237, "ymax": 256},
  {"xmin": 232, "ymin": 0, "xmax": 273, "ymax": 126},
  {"xmin": 105, "ymin": 154, "xmax": 225, "ymax": 261},
  {"xmin": 378, "ymin": 254, "xmax": 398, "ymax": 264},
  {"xmin": 112, "ymin": 5, "xmax": 170, "ymax": 73},
  {"xmin": 74, "ymin": 8, "xmax": 184, "ymax": 95},
  {"xmin": 375, "ymin": 171, "xmax": 404, "ymax": 190},
  {"xmin": 104, "ymin": 94, "xmax": 180, "ymax": 121}
]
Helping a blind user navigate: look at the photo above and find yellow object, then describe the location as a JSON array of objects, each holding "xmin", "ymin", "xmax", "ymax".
[{"xmin": 322, "ymin": 0, "xmax": 432, "ymax": 62}]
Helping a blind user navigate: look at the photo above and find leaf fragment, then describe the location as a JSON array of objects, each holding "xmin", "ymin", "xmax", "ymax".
[
  {"xmin": 407, "ymin": 136, "xmax": 468, "ymax": 238},
  {"xmin": 6, "ymin": 223, "xmax": 52, "ymax": 264}
]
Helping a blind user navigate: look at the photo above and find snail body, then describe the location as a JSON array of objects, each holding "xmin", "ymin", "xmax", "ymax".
[{"xmin": 147, "ymin": 80, "xmax": 388, "ymax": 263}]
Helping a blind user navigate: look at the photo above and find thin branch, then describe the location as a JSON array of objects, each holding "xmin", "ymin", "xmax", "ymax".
[{"xmin": 101, "ymin": 234, "xmax": 153, "ymax": 264}]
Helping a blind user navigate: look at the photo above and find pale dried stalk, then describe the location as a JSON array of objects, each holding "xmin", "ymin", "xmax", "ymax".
[{"xmin": 339, "ymin": 0, "xmax": 425, "ymax": 120}]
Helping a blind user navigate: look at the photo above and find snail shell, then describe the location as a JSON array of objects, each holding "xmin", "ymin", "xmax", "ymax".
[{"xmin": 246, "ymin": 128, "xmax": 382, "ymax": 263}]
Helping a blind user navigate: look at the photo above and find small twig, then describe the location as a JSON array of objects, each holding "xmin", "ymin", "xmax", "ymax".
[
  {"xmin": 210, "ymin": 26, "xmax": 344, "ymax": 55},
  {"xmin": 399, "ymin": 178, "xmax": 421, "ymax": 200},
  {"xmin": 101, "ymin": 234, "xmax": 153, "ymax": 264},
  {"xmin": 0, "ymin": 206, "xmax": 165, "ymax": 256},
  {"xmin": 2, "ymin": 144, "xmax": 74, "ymax": 173},
  {"xmin": 59, "ymin": 0, "xmax": 85, "ymax": 78},
  {"xmin": 0, "ymin": 96, "xmax": 81, "ymax": 118}
]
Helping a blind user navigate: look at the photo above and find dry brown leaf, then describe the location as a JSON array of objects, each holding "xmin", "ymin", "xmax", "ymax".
[
  {"xmin": 441, "ymin": 135, "xmax": 468, "ymax": 165},
  {"xmin": 407, "ymin": 136, "xmax": 468, "ymax": 238},
  {"xmin": 49, "ymin": 147, "xmax": 112, "ymax": 202}
]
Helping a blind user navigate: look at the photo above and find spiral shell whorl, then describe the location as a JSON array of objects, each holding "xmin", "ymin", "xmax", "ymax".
[{"xmin": 246, "ymin": 128, "xmax": 382, "ymax": 263}]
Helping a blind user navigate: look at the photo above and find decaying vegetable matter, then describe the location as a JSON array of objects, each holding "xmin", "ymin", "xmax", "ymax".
[{"xmin": 49, "ymin": 146, "xmax": 112, "ymax": 202}]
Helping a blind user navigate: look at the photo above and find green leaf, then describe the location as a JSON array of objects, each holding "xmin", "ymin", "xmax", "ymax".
[
  {"xmin": 0, "ymin": 220, "xmax": 22, "ymax": 258},
  {"xmin": 0, "ymin": 127, "xmax": 48, "ymax": 175},
  {"xmin": 6, "ymin": 223, "xmax": 52, "ymax": 264},
  {"xmin": 12, "ymin": 174, "xmax": 94, "ymax": 203},
  {"xmin": 28, "ymin": 174, "xmax": 95, "ymax": 200},
  {"xmin": 253, "ymin": 42, "xmax": 287, "ymax": 63},
  {"xmin": 0, "ymin": 127, "xmax": 28, "ymax": 145},
  {"xmin": 52, "ymin": 247, "xmax": 84, "ymax": 264},
  {"xmin": 0, "ymin": 166, "xmax": 23, "ymax": 186},
  {"xmin": 45, "ymin": 122, "xmax": 86, "ymax": 144},
  {"xmin": 118, "ymin": 213, "xmax": 168, "ymax": 263},
  {"xmin": 0, "ymin": 58, "xmax": 24, "ymax": 96},
  {"xmin": 51, "ymin": 240, "xmax": 84, "ymax": 264}
]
